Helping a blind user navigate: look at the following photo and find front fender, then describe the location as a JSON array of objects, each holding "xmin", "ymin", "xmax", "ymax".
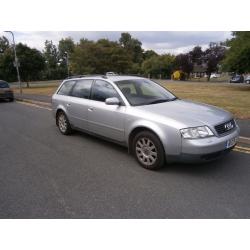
[{"xmin": 126, "ymin": 119, "xmax": 182, "ymax": 156}]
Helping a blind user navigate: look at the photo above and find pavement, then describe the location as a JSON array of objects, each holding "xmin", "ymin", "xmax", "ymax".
[{"xmin": 1, "ymin": 100, "xmax": 250, "ymax": 218}]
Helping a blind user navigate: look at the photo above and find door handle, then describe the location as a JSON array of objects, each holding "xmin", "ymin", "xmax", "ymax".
[
  {"xmin": 88, "ymin": 107, "xmax": 94, "ymax": 112},
  {"xmin": 66, "ymin": 103, "xmax": 71, "ymax": 107}
]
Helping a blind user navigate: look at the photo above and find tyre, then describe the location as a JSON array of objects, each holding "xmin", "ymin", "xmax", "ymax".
[
  {"xmin": 56, "ymin": 111, "xmax": 72, "ymax": 135},
  {"xmin": 132, "ymin": 131, "xmax": 165, "ymax": 170},
  {"xmin": 9, "ymin": 98, "xmax": 14, "ymax": 102}
]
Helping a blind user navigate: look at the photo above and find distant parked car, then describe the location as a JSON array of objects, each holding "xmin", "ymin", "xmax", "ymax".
[
  {"xmin": 244, "ymin": 75, "xmax": 250, "ymax": 84},
  {"xmin": 210, "ymin": 73, "xmax": 220, "ymax": 78},
  {"xmin": 0, "ymin": 80, "xmax": 14, "ymax": 102},
  {"xmin": 230, "ymin": 75, "xmax": 244, "ymax": 83}
]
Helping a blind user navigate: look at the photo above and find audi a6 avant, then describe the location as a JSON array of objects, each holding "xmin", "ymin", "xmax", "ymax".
[{"xmin": 52, "ymin": 75, "xmax": 240, "ymax": 170}]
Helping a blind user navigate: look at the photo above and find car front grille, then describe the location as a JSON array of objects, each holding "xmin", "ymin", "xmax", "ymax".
[{"xmin": 214, "ymin": 119, "xmax": 236, "ymax": 135}]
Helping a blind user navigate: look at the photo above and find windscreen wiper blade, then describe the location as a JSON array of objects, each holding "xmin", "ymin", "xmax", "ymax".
[{"xmin": 148, "ymin": 99, "xmax": 169, "ymax": 104}]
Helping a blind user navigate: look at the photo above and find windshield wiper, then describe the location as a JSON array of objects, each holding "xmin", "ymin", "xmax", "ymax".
[{"xmin": 148, "ymin": 99, "xmax": 170, "ymax": 104}]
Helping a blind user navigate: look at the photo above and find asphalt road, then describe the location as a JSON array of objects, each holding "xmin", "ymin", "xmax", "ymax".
[{"xmin": 1, "ymin": 101, "xmax": 250, "ymax": 218}]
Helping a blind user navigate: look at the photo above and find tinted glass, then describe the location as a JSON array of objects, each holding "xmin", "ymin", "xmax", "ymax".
[
  {"xmin": 115, "ymin": 78, "xmax": 176, "ymax": 106},
  {"xmin": 71, "ymin": 79, "xmax": 93, "ymax": 99},
  {"xmin": 58, "ymin": 80, "xmax": 75, "ymax": 96},
  {"xmin": 91, "ymin": 80, "xmax": 119, "ymax": 102},
  {"xmin": 0, "ymin": 81, "xmax": 9, "ymax": 88}
]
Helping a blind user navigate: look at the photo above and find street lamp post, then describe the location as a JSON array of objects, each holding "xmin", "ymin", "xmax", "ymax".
[{"xmin": 4, "ymin": 31, "xmax": 22, "ymax": 94}]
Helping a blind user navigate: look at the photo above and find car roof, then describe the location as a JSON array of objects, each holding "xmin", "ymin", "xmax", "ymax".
[{"xmin": 64, "ymin": 75, "xmax": 144, "ymax": 82}]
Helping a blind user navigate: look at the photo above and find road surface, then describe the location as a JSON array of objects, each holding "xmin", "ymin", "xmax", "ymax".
[{"xmin": 0, "ymin": 101, "xmax": 250, "ymax": 218}]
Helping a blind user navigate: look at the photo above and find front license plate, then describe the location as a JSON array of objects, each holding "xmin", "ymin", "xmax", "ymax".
[{"xmin": 226, "ymin": 137, "xmax": 237, "ymax": 148}]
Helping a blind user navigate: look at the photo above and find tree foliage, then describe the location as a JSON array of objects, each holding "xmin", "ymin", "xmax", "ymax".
[
  {"xmin": 70, "ymin": 38, "xmax": 132, "ymax": 75},
  {"xmin": 16, "ymin": 43, "xmax": 45, "ymax": 85},
  {"xmin": 222, "ymin": 31, "xmax": 250, "ymax": 73},
  {"xmin": 0, "ymin": 36, "xmax": 10, "ymax": 53},
  {"xmin": 0, "ymin": 32, "xmax": 242, "ymax": 83},
  {"xmin": 142, "ymin": 54, "xmax": 175, "ymax": 78},
  {"xmin": 119, "ymin": 32, "xmax": 143, "ymax": 64},
  {"xmin": 174, "ymin": 53, "xmax": 193, "ymax": 78},
  {"xmin": 204, "ymin": 43, "xmax": 226, "ymax": 80}
]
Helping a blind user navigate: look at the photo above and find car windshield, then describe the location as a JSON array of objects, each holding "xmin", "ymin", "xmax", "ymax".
[
  {"xmin": 115, "ymin": 78, "xmax": 177, "ymax": 106},
  {"xmin": 0, "ymin": 81, "xmax": 9, "ymax": 88}
]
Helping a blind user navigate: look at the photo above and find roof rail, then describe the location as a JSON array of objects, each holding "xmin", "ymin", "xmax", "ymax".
[{"xmin": 65, "ymin": 74, "xmax": 108, "ymax": 80}]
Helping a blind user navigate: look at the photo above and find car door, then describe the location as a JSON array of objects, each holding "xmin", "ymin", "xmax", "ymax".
[
  {"xmin": 87, "ymin": 80, "xmax": 126, "ymax": 142},
  {"xmin": 66, "ymin": 79, "xmax": 93, "ymax": 130}
]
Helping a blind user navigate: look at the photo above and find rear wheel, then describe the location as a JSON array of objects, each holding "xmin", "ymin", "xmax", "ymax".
[
  {"xmin": 56, "ymin": 111, "xmax": 72, "ymax": 135},
  {"xmin": 9, "ymin": 97, "xmax": 14, "ymax": 102},
  {"xmin": 133, "ymin": 131, "xmax": 165, "ymax": 170}
]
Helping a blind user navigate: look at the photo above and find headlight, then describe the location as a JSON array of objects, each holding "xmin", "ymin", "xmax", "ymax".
[{"xmin": 180, "ymin": 126, "xmax": 214, "ymax": 139}]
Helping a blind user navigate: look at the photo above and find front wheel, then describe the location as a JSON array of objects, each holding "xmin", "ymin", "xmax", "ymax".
[
  {"xmin": 133, "ymin": 131, "xmax": 165, "ymax": 170},
  {"xmin": 56, "ymin": 111, "xmax": 72, "ymax": 135}
]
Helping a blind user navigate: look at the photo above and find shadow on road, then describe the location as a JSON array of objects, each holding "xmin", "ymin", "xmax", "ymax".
[{"xmin": 68, "ymin": 129, "xmax": 234, "ymax": 176}]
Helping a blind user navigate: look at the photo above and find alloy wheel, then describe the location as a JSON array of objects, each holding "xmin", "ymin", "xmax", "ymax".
[{"xmin": 135, "ymin": 137, "xmax": 158, "ymax": 166}]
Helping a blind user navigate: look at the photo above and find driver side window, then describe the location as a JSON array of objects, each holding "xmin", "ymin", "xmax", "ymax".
[{"xmin": 91, "ymin": 80, "xmax": 120, "ymax": 102}]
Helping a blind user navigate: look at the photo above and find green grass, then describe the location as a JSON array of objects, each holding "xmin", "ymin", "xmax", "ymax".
[{"xmin": 158, "ymin": 80, "xmax": 250, "ymax": 119}]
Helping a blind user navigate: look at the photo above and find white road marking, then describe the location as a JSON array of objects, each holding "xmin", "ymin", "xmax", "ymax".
[
  {"xmin": 233, "ymin": 148, "xmax": 250, "ymax": 155},
  {"xmin": 239, "ymin": 136, "xmax": 250, "ymax": 141},
  {"xmin": 16, "ymin": 101, "xmax": 52, "ymax": 111}
]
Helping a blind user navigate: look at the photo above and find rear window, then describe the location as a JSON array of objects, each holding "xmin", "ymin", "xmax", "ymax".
[
  {"xmin": 57, "ymin": 80, "xmax": 75, "ymax": 96},
  {"xmin": 0, "ymin": 81, "xmax": 9, "ymax": 88}
]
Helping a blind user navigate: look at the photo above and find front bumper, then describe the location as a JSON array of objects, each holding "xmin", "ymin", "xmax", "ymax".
[{"xmin": 167, "ymin": 126, "xmax": 240, "ymax": 163}]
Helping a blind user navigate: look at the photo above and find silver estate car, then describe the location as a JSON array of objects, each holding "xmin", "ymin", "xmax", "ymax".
[{"xmin": 52, "ymin": 75, "xmax": 240, "ymax": 170}]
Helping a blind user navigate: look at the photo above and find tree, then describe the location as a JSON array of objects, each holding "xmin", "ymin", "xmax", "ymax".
[
  {"xmin": 0, "ymin": 48, "xmax": 16, "ymax": 82},
  {"xmin": 174, "ymin": 53, "xmax": 193, "ymax": 78},
  {"xmin": 0, "ymin": 43, "xmax": 45, "ymax": 84},
  {"xmin": 0, "ymin": 36, "xmax": 10, "ymax": 53},
  {"xmin": 204, "ymin": 43, "xmax": 226, "ymax": 81},
  {"xmin": 16, "ymin": 43, "xmax": 45, "ymax": 87},
  {"xmin": 119, "ymin": 32, "xmax": 143, "ymax": 64},
  {"xmin": 70, "ymin": 38, "xmax": 132, "ymax": 75},
  {"xmin": 43, "ymin": 40, "xmax": 65, "ymax": 79},
  {"xmin": 141, "ymin": 54, "xmax": 175, "ymax": 78},
  {"xmin": 222, "ymin": 31, "xmax": 250, "ymax": 74},
  {"xmin": 58, "ymin": 37, "xmax": 75, "ymax": 56},
  {"xmin": 58, "ymin": 37, "xmax": 75, "ymax": 76},
  {"xmin": 143, "ymin": 50, "xmax": 158, "ymax": 60},
  {"xmin": 189, "ymin": 46, "xmax": 203, "ymax": 65}
]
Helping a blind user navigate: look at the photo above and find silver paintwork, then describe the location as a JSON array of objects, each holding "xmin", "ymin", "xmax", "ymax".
[{"xmin": 52, "ymin": 76, "xmax": 240, "ymax": 162}]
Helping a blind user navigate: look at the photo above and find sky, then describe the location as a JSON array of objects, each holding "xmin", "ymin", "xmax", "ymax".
[{"xmin": 1, "ymin": 31, "xmax": 232, "ymax": 55}]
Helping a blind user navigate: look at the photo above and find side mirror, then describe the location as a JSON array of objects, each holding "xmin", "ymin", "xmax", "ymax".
[{"xmin": 105, "ymin": 97, "xmax": 120, "ymax": 105}]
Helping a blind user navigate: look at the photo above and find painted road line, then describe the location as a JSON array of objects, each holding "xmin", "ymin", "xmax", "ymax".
[
  {"xmin": 235, "ymin": 145, "xmax": 250, "ymax": 152},
  {"xmin": 16, "ymin": 101, "xmax": 52, "ymax": 111},
  {"xmin": 239, "ymin": 136, "xmax": 250, "ymax": 141},
  {"xmin": 16, "ymin": 98, "xmax": 51, "ymax": 108},
  {"xmin": 233, "ymin": 148, "xmax": 250, "ymax": 155}
]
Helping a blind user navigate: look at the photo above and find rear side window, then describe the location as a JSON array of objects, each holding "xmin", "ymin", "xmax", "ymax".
[
  {"xmin": 57, "ymin": 80, "xmax": 75, "ymax": 96},
  {"xmin": 0, "ymin": 81, "xmax": 9, "ymax": 88},
  {"xmin": 91, "ymin": 80, "xmax": 120, "ymax": 102},
  {"xmin": 71, "ymin": 79, "xmax": 93, "ymax": 99}
]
